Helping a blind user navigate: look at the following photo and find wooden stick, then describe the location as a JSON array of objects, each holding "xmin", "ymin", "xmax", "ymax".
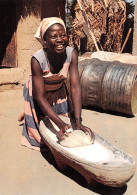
[
  {"xmin": 77, "ymin": 0, "xmax": 100, "ymax": 51},
  {"xmin": 92, "ymin": 0, "xmax": 94, "ymax": 12},
  {"xmin": 104, "ymin": 0, "xmax": 108, "ymax": 8},
  {"xmin": 120, "ymin": 28, "xmax": 132, "ymax": 53}
]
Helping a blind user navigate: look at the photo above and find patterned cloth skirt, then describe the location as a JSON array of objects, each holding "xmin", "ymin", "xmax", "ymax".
[{"xmin": 21, "ymin": 76, "xmax": 72, "ymax": 151}]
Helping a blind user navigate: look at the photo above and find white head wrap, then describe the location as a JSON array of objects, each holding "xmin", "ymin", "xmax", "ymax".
[{"xmin": 35, "ymin": 17, "xmax": 66, "ymax": 46}]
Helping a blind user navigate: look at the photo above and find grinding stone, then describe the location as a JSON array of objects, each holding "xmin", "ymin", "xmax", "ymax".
[{"xmin": 59, "ymin": 129, "xmax": 92, "ymax": 148}]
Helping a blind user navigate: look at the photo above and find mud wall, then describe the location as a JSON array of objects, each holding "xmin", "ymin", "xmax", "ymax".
[
  {"xmin": 0, "ymin": 0, "xmax": 66, "ymax": 86},
  {"xmin": 15, "ymin": 0, "xmax": 42, "ymax": 82},
  {"xmin": 0, "ymin": 0, "xmax": 42, "ymax": 85},
  {"xmin": 17, "ymin": 15, "xmax": 42, "ymax": 81}
]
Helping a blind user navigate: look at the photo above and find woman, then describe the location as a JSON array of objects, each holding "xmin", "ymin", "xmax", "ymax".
[{"xmin": 22, "ymin": 17, "xmax": 94, "ymax": 151}]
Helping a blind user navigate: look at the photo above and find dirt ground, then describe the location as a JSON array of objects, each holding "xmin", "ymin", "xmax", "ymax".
[{"xmin": 0, "ymin": 86, "xmax": 137, "ymax": 195}]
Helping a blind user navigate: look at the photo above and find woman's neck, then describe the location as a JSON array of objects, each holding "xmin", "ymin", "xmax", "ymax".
[{"xmin": 44, "ymin": 49, "xmax": 67, "ymax": 73}]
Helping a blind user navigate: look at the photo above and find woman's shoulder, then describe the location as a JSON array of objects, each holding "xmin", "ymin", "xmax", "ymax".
[
  {"xmin": 66, "ymin": 46, "xmax": 74, "ymax": 53},
  {"xmin": 65, "ymin": 46, "xmax": 74, "ymax": 63},
  {"xmin": 32, "ymin": 49, "xmax": 48, "ymax": 71},
  {"xmin": 32, "ymin": 49, "xmax": 45, "ymax": 59}
]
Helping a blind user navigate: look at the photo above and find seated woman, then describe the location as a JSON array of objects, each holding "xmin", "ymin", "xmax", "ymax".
[{"xmin": 21, "ymin": 17, "xmax": 94, "ymax": 151}]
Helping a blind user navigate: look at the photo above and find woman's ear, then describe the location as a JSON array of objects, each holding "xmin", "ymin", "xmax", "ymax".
[{"xmin": 43, "ymin": 41, "xmax": 47, "ymax": 49}]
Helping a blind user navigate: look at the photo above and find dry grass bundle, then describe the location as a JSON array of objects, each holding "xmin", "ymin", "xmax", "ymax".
[{"xmin": 68, "ymin": 0, "xmax": 126, "ymax": 54}]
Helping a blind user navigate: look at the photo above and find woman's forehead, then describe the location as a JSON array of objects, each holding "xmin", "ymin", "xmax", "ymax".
[{"xmin": 47, "ymin": 23, "xmax": 65, "ymax": 33}]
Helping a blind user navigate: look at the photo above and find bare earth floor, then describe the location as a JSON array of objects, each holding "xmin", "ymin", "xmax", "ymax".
[{"xmin": 0, "ymin": 87, "xmax": 137, "ymax": 195}]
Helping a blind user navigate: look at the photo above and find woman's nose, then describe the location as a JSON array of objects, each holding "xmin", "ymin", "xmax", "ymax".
[{"xmin": 56, "ymin": 36, "xmax": 63, "ymax": 42}]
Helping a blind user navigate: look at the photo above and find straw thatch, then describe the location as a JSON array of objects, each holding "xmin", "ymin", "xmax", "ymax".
[{"xmin": 68, "ymin": 0, "xmax": 126, "ymax": 54}]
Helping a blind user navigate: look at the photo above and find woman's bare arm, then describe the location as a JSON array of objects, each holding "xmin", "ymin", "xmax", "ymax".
[
  {"xmin": 31, "ymin": 57, "xmax": 70, "ymax": 139},
  {"xmin": 69, "ymin": 49, "xmax": 82, "ymax": 126},
  {"xmin": 69, "ymin": 49, "xmax": 95, "ymax": 143}
]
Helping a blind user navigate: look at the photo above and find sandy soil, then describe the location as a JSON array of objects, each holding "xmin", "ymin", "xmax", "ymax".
[{"xmin": 0, "ymin": 86, "xmax": 137, "ymax": 195}]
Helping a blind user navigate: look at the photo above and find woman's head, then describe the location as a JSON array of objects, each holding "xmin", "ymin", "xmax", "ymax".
[
  {"xmin": 43, "ymin": 23, "xmax": 68, "ymax": 54},
  {"xmin": 35, "ymin": 17, "xmax": 67, "ymax": 48}
]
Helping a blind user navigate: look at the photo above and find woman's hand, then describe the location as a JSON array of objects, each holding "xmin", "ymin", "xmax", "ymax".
[
  {"xmin": 56, "ymin": 123, "xmax": 72, "ymax": 142},
  {"xmin": 76, "ymin": 124, "xmax": 95, "ymax": 144}
]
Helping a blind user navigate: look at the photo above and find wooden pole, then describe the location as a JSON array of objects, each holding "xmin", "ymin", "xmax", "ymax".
[
  {"xmin": 77, "ymin": 0, "xmax": 100, "ymax": 51},
  {"xmin": 120, "ymin": 28, "xmax": 132, "ymax": 53},
  {"xmin": 104, "ymin": 0, "xmax": 108, "ymax": 8}
]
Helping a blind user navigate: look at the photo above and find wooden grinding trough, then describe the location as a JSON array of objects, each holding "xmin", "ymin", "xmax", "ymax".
[{"xmin": 39, "ymin": 116, "xmax": 136, "ymax": 187}]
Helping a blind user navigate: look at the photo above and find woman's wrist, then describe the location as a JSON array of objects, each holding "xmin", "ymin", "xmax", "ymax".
[
  {"xmin": 75, "ymin": 117, "xmax": 82, "ymax": 128},
  {"xmin": 75, "ymin": 117, "xmax": 82, "ymax": 122}
]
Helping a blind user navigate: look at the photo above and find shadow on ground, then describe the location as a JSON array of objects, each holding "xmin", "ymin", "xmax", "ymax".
[
  {"xmin": 40, "ymin": 147, "xmax": 127, "ymax": 195},
  {"xmin": 82, "ymin": 105, "xmax": 134, "ymax": 119}
]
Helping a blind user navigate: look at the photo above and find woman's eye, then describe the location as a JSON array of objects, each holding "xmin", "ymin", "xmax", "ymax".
[
  {"xmin": 61, "ymin": 34, "xmax": 65, "ymax": 38},
  {"xmin": 50, "ymin": 34, "xmax": 66, "ymax": 39},
  {"xmin": 51, "ymin": 36, "xmax": 56, "ymax": 39}
]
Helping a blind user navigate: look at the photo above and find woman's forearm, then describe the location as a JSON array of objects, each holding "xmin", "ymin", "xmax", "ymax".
[
  {"xmin": 71, "ymin": 85, "xmax": 82, "ymax": 118},
  {"xmin": 34, "ymin": 94, "xmax": 66, "ymax": 128}
]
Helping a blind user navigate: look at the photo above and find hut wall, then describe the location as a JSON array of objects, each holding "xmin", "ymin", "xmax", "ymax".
[
  {"xmin": 17, "ymin": 15, "xmax": 42, "ymax": 81},
  {"xmin": 0, "ymin": 0, "xmax": 66, "ymax": 86}
]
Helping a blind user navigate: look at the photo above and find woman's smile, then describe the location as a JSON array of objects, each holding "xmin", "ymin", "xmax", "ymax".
[{"xmin": 55, "ymin": 44, "xmax": 65, "ymax": 50}]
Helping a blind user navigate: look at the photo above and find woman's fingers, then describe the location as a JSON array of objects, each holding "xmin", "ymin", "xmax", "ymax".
[
  {"xmin": 65, "ymin": 124, "xmax": 72, "ymax": 131},
  {"xmin": 58, "ymin": 135, "xmax": 65, "ymax": 142},
  {"xmin": 57, "ymin": 124, "xmax": 72, "ymax": 141},
  {"xmin": 88, "ymin": 129, "xmax": 95, "ymax": 144},
  {"xmin": 56, "ymin": 130, "xmax": 65, "ymax": 141},
  {"xmin": 79, "ymin": 126, "xmax": 95, "ymax": 144}
]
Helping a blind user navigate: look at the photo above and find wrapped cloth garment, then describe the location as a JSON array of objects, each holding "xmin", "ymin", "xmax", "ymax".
[{"xmin": 22, "ymin": 46, "xmax": 73, "ymax": 151}]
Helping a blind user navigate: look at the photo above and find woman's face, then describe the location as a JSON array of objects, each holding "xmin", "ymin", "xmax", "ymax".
[{"xmin": 44, "ymin": 23, "xmax": 68, "ymax": 54}]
